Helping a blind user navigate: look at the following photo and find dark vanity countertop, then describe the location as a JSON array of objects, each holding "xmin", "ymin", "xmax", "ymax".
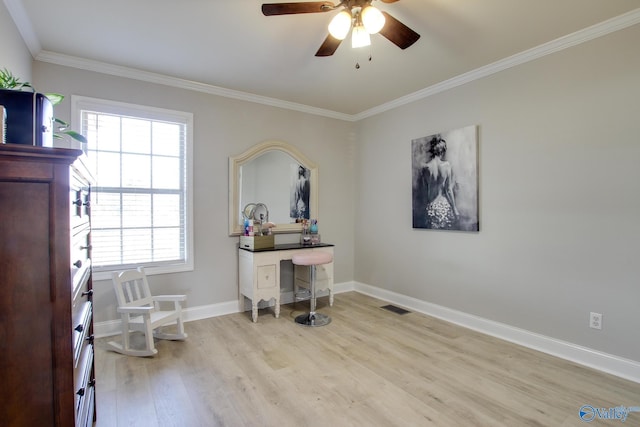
[{"xmin": 239, "ymin": 242, "xmax": 334, "ymax": 253}]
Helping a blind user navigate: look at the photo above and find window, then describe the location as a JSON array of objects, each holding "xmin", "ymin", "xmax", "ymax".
[{"xmin": 72, "ymin": 96, "xmax": 193, "ymax": 280}]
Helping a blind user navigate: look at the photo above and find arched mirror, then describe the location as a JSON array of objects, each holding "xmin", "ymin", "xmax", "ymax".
[{"xmin": 229, "ymin": 140, "xmax": 318, "ymax": 236}]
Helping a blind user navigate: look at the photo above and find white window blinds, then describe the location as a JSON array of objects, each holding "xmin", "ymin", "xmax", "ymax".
[{"xmin": 73, "ymin": 96, "xmax": 193, "ymax": 278}]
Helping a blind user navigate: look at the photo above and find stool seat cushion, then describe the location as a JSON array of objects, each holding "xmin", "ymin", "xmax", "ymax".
[{"xmin": 292, "ymin": 251, "xmax": 333, "ymax": 266}]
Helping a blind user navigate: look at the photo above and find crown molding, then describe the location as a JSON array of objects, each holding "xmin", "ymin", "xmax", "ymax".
[
  {"xmin": 354, "ymin": 7, "xmax": 640, "ymax": 120},
  {"xmin": 34, "ymin": 50, "xmax": 355, "ymax": 122},
  {"xmin": 27, "ymin": 7, "xmax": 640, "ymax": 122}
]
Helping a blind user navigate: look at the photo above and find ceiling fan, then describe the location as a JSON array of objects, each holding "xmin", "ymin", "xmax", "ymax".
[{"xmin": 261, "ymin": 0, "xmax": 420, "ymax": 57}]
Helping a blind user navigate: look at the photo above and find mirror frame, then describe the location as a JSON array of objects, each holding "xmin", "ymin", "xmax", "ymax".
[{"xmin": 229, "ymin": 140, "xmax": 318, "ymax": 236}]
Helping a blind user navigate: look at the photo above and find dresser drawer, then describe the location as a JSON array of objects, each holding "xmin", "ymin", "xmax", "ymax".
[
  {"xmin": 71, "ymin": 225, "xmax": 91, "ymax": 289},
  {"xmin": 70, "ymin": 172, "xmax": 91, "ymax": 230},
  {"xmin": 74, "ymin": 342, "xmax": 95, "ymax": 426},
  {"xmin": 72, "ymin": 301, "xmax": 93, "ymax": 366},
  {"xmin": 77, "ymin": 381, "xmax": 95, "ymax": 427}
]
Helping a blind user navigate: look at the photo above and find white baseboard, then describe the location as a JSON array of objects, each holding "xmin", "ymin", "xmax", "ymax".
[
  {"xmin": 94, "ymin": 299, "xmax": 240, "ymax": 338},
  {"xmin": 352, "ymin": 281, "xmax": 640, "ymax": 384},
  {"xmin": 95, "ymin": 283, "xmax": 356, "ymax": 338},
  {"xmin": 94, "ymin": 280, "xmax": 639, "ymax": 383}
]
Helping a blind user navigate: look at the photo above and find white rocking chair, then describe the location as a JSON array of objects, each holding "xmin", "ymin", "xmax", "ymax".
[{"xmin": 107, "ymin": 267, "xmax": 188, "ymax": 357}]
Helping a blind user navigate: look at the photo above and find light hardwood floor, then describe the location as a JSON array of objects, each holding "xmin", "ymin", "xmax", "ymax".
[{"xmin": 94, "ymin": 292, "xmax": 640, "ymax": 426}]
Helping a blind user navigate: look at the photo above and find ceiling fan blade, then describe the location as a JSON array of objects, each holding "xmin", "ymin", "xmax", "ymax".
[
  {"xmin": 378, "ymin": 11, "xmax": 420, "ymax": 49},
  {"xmin": 315, "ymin": 34, "xmax": 342, "ymax": 56},
  {"xmin": 262, "ymin": 2, "xmax": 335, "ymax": 16}
]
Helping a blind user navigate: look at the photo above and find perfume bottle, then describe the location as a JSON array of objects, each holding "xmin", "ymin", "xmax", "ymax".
[{"xmin": 301, "ymin": 219, "xmax": 311, "ymax": 245}]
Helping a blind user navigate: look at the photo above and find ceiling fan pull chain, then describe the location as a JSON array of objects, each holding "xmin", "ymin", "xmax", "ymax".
[{"xmin": 355, "ymin": 45, "xmax": 373, "ymax": 69}]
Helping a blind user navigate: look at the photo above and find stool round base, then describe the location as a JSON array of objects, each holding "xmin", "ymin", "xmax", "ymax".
[{"xmin": 295, "ymin": 312, "xmax": 331, "ymax": 327}]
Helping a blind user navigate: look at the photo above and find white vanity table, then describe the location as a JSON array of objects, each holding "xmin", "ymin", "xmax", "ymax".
[
  {"xmin": 238, "ymin": 243, "xmax": 334, "ymax": 322},
  {"xmin": 230, "ymin": 140, "xmax": 331, "ymax": 322}
]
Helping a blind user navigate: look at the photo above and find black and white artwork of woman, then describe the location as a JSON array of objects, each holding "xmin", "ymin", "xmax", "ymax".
[
  {"xmin": 412, "ymin": 125, "xmax": 478, "ymax": 231},
  {"xmin": 290, "ymin": 164, "xmax": 310, "ymax": 220}
]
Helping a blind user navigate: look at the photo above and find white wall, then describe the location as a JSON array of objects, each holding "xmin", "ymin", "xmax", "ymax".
[
  {"xmin": 354, "ymin": 23, "xmax": 640, "ymax": 362},
  {"xmin": 0, "ymin": 1, "xmax": 32, "ymax": 81},
  {"xmin": 32, "ymin": 62, "xmax": 356, "ymax": 324}
]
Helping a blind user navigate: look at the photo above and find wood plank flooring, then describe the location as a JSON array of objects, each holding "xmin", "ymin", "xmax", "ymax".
[{"xmin": 94, "ymin": 292, "xmax": 640, "ymax": 426}]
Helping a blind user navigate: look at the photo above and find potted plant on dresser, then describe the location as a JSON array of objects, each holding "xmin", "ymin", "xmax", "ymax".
[{"xmin": 0, "ymin": 67, "xmax": 87, "ymax": 146}]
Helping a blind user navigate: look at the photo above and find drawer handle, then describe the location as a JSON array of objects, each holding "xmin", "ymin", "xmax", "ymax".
[
  {"xmin": 80, "ymin": 245, "xmax": 92, "ymax": 250},
  {"xmin": 73, "ymin": 198, "xmax": 82, "ymax": 207},
  {"xmin": 75, "ymin": 324, "xmax": 84, "ymax": 333},
  {"xmin": 86, "ymin": 335, "xmax": 94, "ymax": 344},
  {"xmin": 77, "ymin": 387, "xmax": 85, "ymax": 397},
  {"xmin": 73, "ymin": 260, "xmax": 83, "ymax": 268},
  {"xmin": 89, "ymin": 379, "xmax": 96, "ymax": 388},
  {"xmin": 82, "ymin": 289, "xmax": 93, "ymax": 298}
]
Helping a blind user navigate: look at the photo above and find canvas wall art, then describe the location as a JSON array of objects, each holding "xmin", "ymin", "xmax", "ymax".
[{"xmin": 412, "ymin": 125, "xmax": 479, "ymax": 231}]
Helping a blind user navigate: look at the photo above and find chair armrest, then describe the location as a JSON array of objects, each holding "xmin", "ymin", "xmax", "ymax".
[
  {"xmin": 117, "ymin": 306, "xmax": 154, "ymax": 314},
  {"xmin": 153, "ymin": 295, "xmax": 187, "ymax": 302}
]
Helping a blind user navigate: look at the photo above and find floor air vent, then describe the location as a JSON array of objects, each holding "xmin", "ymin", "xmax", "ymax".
[{"xmin": 381, "ymin": 304, "xmax": 411, "ymax": 315}]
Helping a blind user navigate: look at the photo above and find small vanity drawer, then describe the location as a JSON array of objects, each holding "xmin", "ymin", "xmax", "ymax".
[{"xmin": 257, "ymin": 264, "xmax": 277, "ymax": 289}]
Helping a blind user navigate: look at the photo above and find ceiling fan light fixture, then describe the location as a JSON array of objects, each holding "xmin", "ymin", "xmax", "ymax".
[
  {"xmin": 361, "ymin": 6, "xmax": 385, "ymax": 34},
  {"xmin": 328, "ymin": 10, "xmax": 352, "ymax": 40},
  {"xmin": 351, "ymin": 24, "xmax": 371, "ymax": 48}
]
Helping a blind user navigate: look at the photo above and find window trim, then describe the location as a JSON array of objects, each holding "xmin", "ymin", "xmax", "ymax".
[{"xmin": 72, "ymin": 95, "xmax": 194, "ymax": 280}]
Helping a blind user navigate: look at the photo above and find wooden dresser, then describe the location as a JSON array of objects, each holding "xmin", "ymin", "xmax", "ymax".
[{"xmin": 0, "ymin": 144, "xmax": 96, "ymax": 426}]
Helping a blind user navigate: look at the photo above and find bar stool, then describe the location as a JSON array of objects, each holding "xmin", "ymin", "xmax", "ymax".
[{"xmin": 292, "ymin": 251, "xmax": 333, "ymax": 327}]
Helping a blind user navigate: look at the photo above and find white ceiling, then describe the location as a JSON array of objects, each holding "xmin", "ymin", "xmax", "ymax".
[{"xmin": 6, "ymin": 0, "xmax": 640, "ymax": 118}]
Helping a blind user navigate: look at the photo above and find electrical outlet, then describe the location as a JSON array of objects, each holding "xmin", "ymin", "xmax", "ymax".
[{"xmin": 589, "ymin": 312, "xmax": 602, "ymax": 330}]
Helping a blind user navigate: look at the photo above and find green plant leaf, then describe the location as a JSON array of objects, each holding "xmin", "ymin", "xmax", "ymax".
[
  {"xmin": 53, "ymin": 117, "xmax": 69, "ymax": 126},
  {"xmin": 61, "ymin": 130, "xmax": 88, "ymax": 144},
  {"xmin": 0, "ymin": 68, "xmax": 33, "ymax": 91},
  {"xmin": 45, "ymin": 93, "xmax": 64, "ymax": 105}
]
